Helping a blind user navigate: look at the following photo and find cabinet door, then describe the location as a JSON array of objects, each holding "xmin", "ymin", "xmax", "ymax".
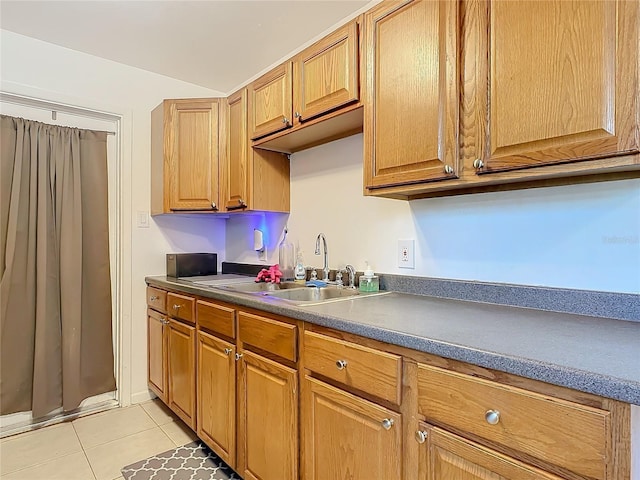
[
  {"xmin": 249, "ymin": 63, "xmax": 293, "ymax": 140},
  {"xmin": 478, "ymin": 0, "xmax": 638, "ymax": 173},
  {"xmin": 302, "ymin": 376, "xmax": 401, "ymax": 480},
  {"xmin": 197, "ymin": 331, "xmax": 236, "ymax": 468},
  {"xmin": 418, "ymin": 424, "xmax": 564, "ymax": 480},
  {"xmin": 147, "ymin": 309, "xmax": 167, "ymax": 402},
  {"xmin": 224, "ymin": 89, "xmax": 249, "ymax": 211},
  {"xmin": 293, "ymin": 20, "xmax": 359, "ymax": 124},
  {"xmin": 364, "ymin": 0, "xmax": 460, "ymax": 189},
  {"xmin": 167, "ymin": 319, "xmax": 196, "ymax": 429},
  {"xmin": 238, "ymin": 351, "xmax": 297, "ymax": 480},
  {"xmin": 167, "ymin": 100, "xmax": 220, "ymax": 211}
]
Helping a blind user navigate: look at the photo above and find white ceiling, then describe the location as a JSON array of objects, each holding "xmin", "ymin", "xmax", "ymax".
[{"xmin": 0, "ymin": 0, "xmax": 372, "ymax": 94}]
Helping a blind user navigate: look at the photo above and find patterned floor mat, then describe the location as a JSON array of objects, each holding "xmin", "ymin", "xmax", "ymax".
[{"xmin": 121, "ymin": 441, "xmax": 241, "ymax": 480}]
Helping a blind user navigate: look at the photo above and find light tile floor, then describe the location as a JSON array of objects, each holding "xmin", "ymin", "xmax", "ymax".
[{"xmin": 0, "ymin": 400, "xmax": 197, "ymax": 480}]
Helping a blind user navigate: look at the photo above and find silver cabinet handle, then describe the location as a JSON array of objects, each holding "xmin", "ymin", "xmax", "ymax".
[
  {"xmin": 336, "ymin": 360, "xmax": 348, "ymax": 370},
  {"xmin": 415, "ymin": 430, "xmax": 428, "ymax": 443},
  {"xmin": 235, "ymin": 353, "xmax": 243, "ymax": 361},
  {"xmin": 172, "ymin": 304, "xmax": 181, "ymax": 310},
  {"xmin": 227, "ymin": 198, "xmax": 247, "ymax": 211},
  {"xmin": 294, "ymin": 111, "xmax": 301, "ymax": 118},
  {"xmin": 224, "ymin": 348, "xmax": 232, "ymax": 356},
  {"xmin": 381, "ymin": 418, "xmax": 394, "ymax": 430},
  {"xmin": 160, "ymin": 318, "xmax": 169, "ymax": 325},
  {"xmin": 211, "ymin": 202, "xmax": 218, "ymax": 211},
  {"xmin": 282, "ymin": 117, "xmax": 289, "ymax": 124},
  {"xmin": 485, "ymin": 410, "xmax": 500, "ymax": 425},
  {"xmin": 473, "ymin": 159, "xmax": 484, "ymax": 169},
  {"xmin": 444, "ymin": 164, "xmax": 454, "ymax": 174},
  {"xmin": 150, "ymin": 295, "xmax": 159, "ymax": 301}
]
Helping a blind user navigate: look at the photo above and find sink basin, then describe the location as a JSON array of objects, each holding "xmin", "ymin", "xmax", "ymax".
[
  {"xmin": 264, "ymin": 286, "xmax": 361, "ymax": 302},
  {"xmin": 217, "ymin": 281, "xmax": 302, "ymax": 293}
]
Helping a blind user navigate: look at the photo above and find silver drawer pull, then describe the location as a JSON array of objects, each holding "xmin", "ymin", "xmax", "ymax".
[
  {"xmin": 150, "ymin": 295, "xmax": 159, "ymax": 301},
  {"xmin": 173, "ymin": 304, "xmax": 181, "ymax": 310},
  {"xmin": 224, "ymin": 348, "xmax": 232, "ymax": 355},
  {"xmin": 235, "ymin": 353, "xmax": 243, "ymax": 361},
  {"xmin": 485, "ymin": 410, "xmax": 500, "ymax": 425},
  {"xmin": 381, "ymin": 418, "xmax": 394, "ymax": 430},
  {"xmin": 415, "ymin": 430, "xmax": 428, "ymax": 443},
  {"xmin": 336, "ymin": 359, "xmax": 347, "ymax": 370}
]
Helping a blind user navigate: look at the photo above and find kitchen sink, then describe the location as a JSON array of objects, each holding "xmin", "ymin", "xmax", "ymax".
[
  {"xmin": 216, "ymin": 281, "xmax": 302, "ymax": 293},
  {"xmin": 203, "ymin": 278, "xmax": 391, "ymax": 306},
  {"xmin": 264, "ymin": 286, "xmax": 360, "ymax": 302},
  {"xmin": 258, "ymin": 286, "xmax": 391, "ymax": 306}
]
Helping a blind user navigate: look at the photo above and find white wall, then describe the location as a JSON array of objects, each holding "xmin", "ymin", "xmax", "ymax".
[
  {"xmin": 1, "ymin": 30, "xmax": 227, "ymax": 403},
  {"xmin": 228, "ymin": 134, "xmax": 640, "ymax": 294}
]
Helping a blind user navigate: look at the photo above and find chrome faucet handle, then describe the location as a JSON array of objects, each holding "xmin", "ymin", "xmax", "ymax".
[
  {"xmin": 322, "ymin": 267, "xmax": 331, "ymax": 282},
  {"xmin": 335, "ymin": 270, "xmax": 343, "ymax": 286},
  {"xmin": 345, "ymin": 264, "xmax": 356, "ymax": 288},
  {"xmin": 310, "ymin": 268, "xmax": 318, "ymax": 280}
]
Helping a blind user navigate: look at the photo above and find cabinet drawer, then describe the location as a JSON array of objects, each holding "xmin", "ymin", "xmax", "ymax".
[
  {"xmin": 238, "ymin": 311, "xmax": 297, "ymax": 362},
  {"xmin": 304, "ymin": 331, "xmax": 402, "ymax": 405},
  {"xmin": 147, "ymin": 286, "xmax": 166, "ymax": 313},
  {"xmin": 167, "ymin": 292, "xmax": 195, "ymax": 325},
  {"xmin": 417, "ymin": 364, "xmax": 609, "ymax": 480},
  {"xmin": 197, "ymin": 300, "xmax": 235, "ymax": 338}
]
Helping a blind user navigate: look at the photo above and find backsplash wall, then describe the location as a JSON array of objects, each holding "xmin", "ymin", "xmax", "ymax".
[{"xmin": 226, "ymin": 134, "xmax": 640, "ymax": 294}]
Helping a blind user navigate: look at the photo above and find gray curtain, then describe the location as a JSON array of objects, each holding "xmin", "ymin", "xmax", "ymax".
[{"xmin": 0, "ymin": 114, "xmax": 116, "ymax": 419}]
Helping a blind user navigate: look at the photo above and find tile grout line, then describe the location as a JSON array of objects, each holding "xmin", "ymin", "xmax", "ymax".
[
  {"xmin": 0, "ymin": 423, "xmax": 84, "ymax": 477},
  {"xmin": 72, "ymin": 421, "xmax": 98, "ymax": 480}
]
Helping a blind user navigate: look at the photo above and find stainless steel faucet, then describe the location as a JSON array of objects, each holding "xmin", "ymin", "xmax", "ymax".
[
  {"xmin": 315, "ymin": 233, "xmax": 330, "ymax": 282},
  {"xmin": 344, "ymin": 264, "xmax": 356, "ymax": 288}
]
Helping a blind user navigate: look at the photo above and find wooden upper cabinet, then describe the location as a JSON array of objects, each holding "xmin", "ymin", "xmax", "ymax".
[
  {"xmin": 151, "ymin": 99, "xmax": 221, "ymax": 213},
  {"xmin": 223, "ymin": 88, "xmax": 291, "ymax": 213},
  {"xmin": 364, "ymin": 0, "xmax": 460, "ymax": 190},
  {"xmin": 419, "ymin": 424, "xmax": 564, "ymax": 480},
  {"xmin": 223, "ymin": 89, "xmax": 250, "ymax": 211},
  {"xmin": 293, "ymin": 20, "xmax": 360, "ymax": 124},
  {"xmin": 249, "ymin": 63, "xmax": 293, "ymax": 140},
  {"xmin": 479, "ymin": 0, "xmax": 639, "ymax": 173}
]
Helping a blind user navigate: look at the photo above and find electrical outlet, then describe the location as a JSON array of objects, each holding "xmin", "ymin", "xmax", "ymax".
[{"xmin": 398, "ymin": 239, "xmax": 415, "ymax": 269}]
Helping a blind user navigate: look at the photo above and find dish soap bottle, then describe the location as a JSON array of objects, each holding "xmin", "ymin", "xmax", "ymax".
[
  {"xmin": 278, "ymin": 227, "xmax": 295, "ymax": 281},
  {"xmin": 359, "ymin": 262, "xmax": 379, "ymax": 292},
  {"xmin": 294, "ymin": 245, "xmax": 306, "ymax": 281}
]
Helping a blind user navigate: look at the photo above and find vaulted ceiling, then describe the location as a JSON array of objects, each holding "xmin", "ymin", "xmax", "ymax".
[{"xmin": 0, "ymin": 0, "xmax": 372, "ymax": 93}]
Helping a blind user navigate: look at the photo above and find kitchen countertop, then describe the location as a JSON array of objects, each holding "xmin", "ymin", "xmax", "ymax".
[{"xmin": 146, "ymin": 275, "xmax": 640, "ymax": 405}]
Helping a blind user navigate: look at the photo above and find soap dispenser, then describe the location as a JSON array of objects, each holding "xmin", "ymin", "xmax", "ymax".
[
  {"xmin": 278, "ymin": 227, "xmax": 295, "ymax": 281},
  {"xmin": 294, "ymin": 244, "xmax": 306, "ymax": 281},
  {"xmin": 359, "ymin": 262, "xmax": 379, "ymax": 292}
]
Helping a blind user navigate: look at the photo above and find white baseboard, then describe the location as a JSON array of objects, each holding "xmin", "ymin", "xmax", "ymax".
[{"xmin": 130, "ymin": 390, "xmax": 156, "ymax": 405}]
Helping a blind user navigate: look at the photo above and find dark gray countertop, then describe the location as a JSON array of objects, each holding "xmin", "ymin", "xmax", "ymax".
[{"xmin": 146, "ymin": 275, "xmax": 640, "ymax": 405}]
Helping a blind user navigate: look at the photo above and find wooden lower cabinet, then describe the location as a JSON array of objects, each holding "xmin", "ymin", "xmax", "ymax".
[
  {"xmin": 238, "ymin": 350, "xmax": 298, "ymax": 480},
  {"xmin": 167, "ymin": 318, "xmax": 196, "ymax": 429},
  {"xmin": 418, "ymin": 424, "xmax": 563, "ymax": 480},
  {"xmin": 147, "ymin": 308, "xmax": 167, "ymax": 402},
  {"xmin": 302, "ymin": 376, "xmax": 402, "ymax": 480},
  {"xmin": 197, "ymin": 331, "xmax": 236, "ymax": 468}
]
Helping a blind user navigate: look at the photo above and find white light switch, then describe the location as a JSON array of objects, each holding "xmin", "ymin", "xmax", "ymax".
[{"xmin": 136, "ymin": 211, "xmax": 150, "ymax": 228}]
